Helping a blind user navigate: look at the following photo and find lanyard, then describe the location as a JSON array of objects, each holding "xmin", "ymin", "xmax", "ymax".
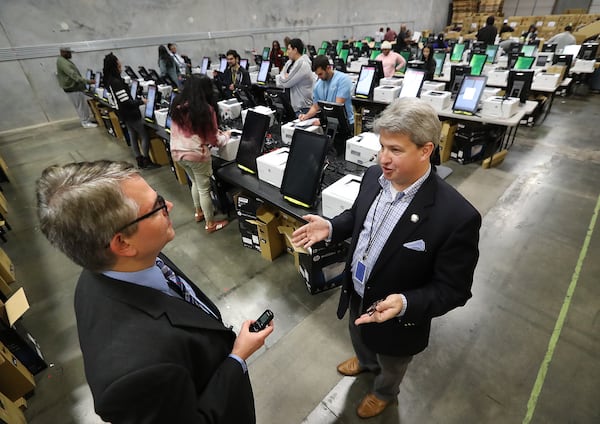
[{"xmin": 363, "ymin": 189, "xmax": 402, "ymax": 260}]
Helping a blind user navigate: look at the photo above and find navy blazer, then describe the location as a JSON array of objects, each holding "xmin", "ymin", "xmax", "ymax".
[
  {"xmin": 331, "ymin": 166, "xmax": 481, "ymax": 356},
  {"xmin": 74, "ymin": 253, "xmax": 255, "ymax": 424}
]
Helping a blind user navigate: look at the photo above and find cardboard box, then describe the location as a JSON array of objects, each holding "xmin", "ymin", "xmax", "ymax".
[
  {"xmin": 173, "ymin": 161, "xmax": 189, "ymax": 186},
  {"xmin": 148, "ymin": 137, "xmax": 171, "ymax": 166},
  {"xmin": 108, "ymin": 111, "xmax": 126, "ymax": 142},
  {"xmin": 0, "ymin": 154, "xmax": 12, "ymax": 183},
  {"xmin": 0, "ymin": 249, "xmax": 15, "ymax": 284},
  {"xmin": 0, "ymin": 339, "xmax": 35, "ymax": 402},
  {"xmin": 234, "ymin": 192, "xmax": 263, "ymax": 219},
  {"xmin": 298, "ymin": 241, "xmax": 348, "ymax": 294},
  {"xmin": 238, "ymin": 219, "xmax": 259, "ymax": 251},
  {"xmin": 439, "ymin": 122, "xmax": 457, "ymax": 163},
  {"xmin": 277, "ymin": 213, "xmax": 305, "ymax": 255},
  {"xmin": 0, "ymin": 391, "xmax": 26, "ymax": 424},
  {"xmin": 0, "ymin": 275, "xmax": 11, "ymax": 299},
  {"xmin": 0, "ymin": 319, "xmax": 47, "ymax": 375},
  {"xmin": 247, "ymin": 205, "xmax": 284, "ymax": 261},
  {"xmin": 0, "ymin": 191, "xmax": 8, "ymax": 216}
]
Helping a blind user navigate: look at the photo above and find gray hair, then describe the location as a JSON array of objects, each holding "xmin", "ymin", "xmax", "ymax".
[
  {"xmin": 373, "ymin": 97, "xmax": 441, "ymax": 148},
  {"xmin": 36, "ymin": 160, "xmax": 140, "ymax": 272}
]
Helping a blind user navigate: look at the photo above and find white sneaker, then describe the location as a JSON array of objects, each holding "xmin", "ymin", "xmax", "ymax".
[{"xmin": 82, "ymin": 121, "xmax": 98, "ymax": 128}]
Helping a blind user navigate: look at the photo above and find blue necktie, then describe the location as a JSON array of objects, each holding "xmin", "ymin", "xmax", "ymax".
[{"xmin": 156, "ymin": 258, "xmax": 218, "ymax": 320}]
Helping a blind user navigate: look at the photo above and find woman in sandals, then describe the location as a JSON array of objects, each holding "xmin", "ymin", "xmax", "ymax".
[{"xmin": 170, "ymin": 75, "xmax": 230, "ymax": 233}]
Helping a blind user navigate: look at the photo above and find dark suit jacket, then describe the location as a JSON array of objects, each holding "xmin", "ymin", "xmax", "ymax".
[
  {"xmin": 331, "ymin": 166, "xmax": 481, "ymax": 356},
  {"xmin": 74, "ymin": 253, "xmax": 255, "ymax": 424}
]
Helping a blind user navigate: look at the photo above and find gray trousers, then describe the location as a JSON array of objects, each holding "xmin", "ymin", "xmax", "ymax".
[
  {"xmin": 65, "ymin": 91, "xmax": 93, "ymax": 123},
  {"xmin": 125, "ymin": 119, "xmax": 150, "ymax": 158},
  {"xmin": 349, "ymin": 292, "xmax": 413, "ymax": 401}
]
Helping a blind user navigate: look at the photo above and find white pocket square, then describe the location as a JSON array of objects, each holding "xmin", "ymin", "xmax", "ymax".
[{"xmin": 403, "ymin": 239, "xmax": 426, "ymax": 251}]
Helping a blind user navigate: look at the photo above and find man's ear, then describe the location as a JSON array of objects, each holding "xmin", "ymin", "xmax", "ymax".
[
  {"xmin": 108, "ymin": 233, "xmax": 137, "ymax": 258},
  {"xmin": 420, "ymin": 141, "xmax": 435, "ymax": 160}
]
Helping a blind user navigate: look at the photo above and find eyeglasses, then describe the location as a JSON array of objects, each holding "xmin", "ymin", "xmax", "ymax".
[{"xmin": 115, "ymin": 194, "xmax": 168, "ymax": 233}]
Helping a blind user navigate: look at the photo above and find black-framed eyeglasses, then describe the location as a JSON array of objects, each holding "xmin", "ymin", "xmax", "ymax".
[{"xmin": 115, "ymin": 194, "xmax": 168, "ymax": 234}]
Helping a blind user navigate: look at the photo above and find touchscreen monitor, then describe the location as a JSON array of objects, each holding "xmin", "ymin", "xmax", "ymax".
[
  {"xmin": 200, "ymin": 57, "xmax": 210, "ymax": 74},
  {"xmin": 144, "ymin": 85, "xmax": 157, "ymax": 121},
  {"xmin": 338, "ymin": 49, "xmax": 349, "ymax": 63},
  {"xmin": 520, "ymin": 44, "xmax": 537, "ymax": 57},
  {"xmin": 235, "ymin": 110, "xmax": 271, "ymax": 174},
  {"xmin": 513, "ymin": 55, "xmax": 535, "ymax": 70},
  {"xmin": 262, "ymin": 47, "xmax": 271, "ymax": 61},
  {"xmin": 130, "ymin": 80, "xmax": 138, "ymax": 99},
  {"xmin": 399, "ymin": 68, "xmax": 426, "ymax": 98},
  {"xmin": 354, "ymin": 65, "xmax": 377, "ymax": 98},
  {"xmin": 452, "ymin": 75, "xmax": 487, "ymax": 114},
  {"xmin": 257, "ymin": 60, "xmax": 270, "ymax": 84},
  {"xmin": 485, "ymin": 44, "xmax": 499, "ymax": 63},
  {"xmin": 450, "ymin": 43, "xmax": 465, "ymax": 62},
  {"xmin": 433, "ymin": 51, "xmax": 446, "ymax": 76},
  {"xmin": 219, "ymin": 57, "xmax": 227, "ymax": 73},
  {"xmin": 280, "ymin": 130, "xmax": 329, "ymax": 208},
  {"xmin": 469, "ymin": 53, "xmax": 487, "ymax": 76}
]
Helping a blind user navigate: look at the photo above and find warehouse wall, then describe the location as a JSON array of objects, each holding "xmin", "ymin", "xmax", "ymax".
[{"xmin": 0, "ymin": 0, "xmax": 451, "ymax": 132}]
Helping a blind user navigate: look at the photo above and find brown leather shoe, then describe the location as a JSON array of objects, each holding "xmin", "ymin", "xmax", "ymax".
[
  {"xmin": 336, "ymin": 356, "xmax": 364, "ymax": 376},
  {"xmin": 356, "ymin": 393, "xmax": 390, "ymax": 419}
]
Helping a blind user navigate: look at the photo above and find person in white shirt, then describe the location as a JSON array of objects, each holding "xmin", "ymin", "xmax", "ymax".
[
  {"xmin": 275, "ymin": 38, "xmax": 314, "ymax": 116},
  {"xmin": 547, "ymin": 25, "xmax": 577, "ymax": 53},
  {"xmin": 374, "ymin": 27, "xmax": 385, "ymax": 43}
]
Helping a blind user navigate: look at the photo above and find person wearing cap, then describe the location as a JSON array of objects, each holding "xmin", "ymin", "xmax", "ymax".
[
  {"xmin": 547, "ymin": 25, "xmax": 577, "ymax": 53},
  {"xmin": 56, "ymin": 47, "xmax": 97, "ymax": 128},
  {"xmin": 376, "ymin": 41, "xmax": 407, "ymax": 78},
  {"xmin": 500, "ymin": 19, "xmax": 514, "ymax": 35}
]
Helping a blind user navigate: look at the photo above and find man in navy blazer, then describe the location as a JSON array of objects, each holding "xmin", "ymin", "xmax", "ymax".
[
  {"xmin": 36, "ymin": 160, "xmax": 273, "ymax": 423},
  {"xmin": 293, "ymin": 98, "xmax": 481, "ymax": 418}
]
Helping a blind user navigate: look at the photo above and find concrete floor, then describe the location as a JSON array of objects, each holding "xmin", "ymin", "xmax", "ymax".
[{"xmin": 0, "ymin": 92, "xmax": 599, "ymax": 423}]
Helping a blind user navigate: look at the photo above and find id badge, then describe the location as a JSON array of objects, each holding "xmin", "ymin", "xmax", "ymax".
[{"xmin": 355, "ymin": 260, "xmax": 367, "ymax": 284}]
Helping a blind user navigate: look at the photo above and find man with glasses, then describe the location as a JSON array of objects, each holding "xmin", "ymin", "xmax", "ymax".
[{"xmin": 36, "ymin": 160, "xmax": 273, "ymax": 423}]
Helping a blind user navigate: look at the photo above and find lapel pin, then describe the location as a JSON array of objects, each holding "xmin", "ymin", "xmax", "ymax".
[{"xmin": 411, "ymin": 214, "xmax": 419, "ymax": 223}]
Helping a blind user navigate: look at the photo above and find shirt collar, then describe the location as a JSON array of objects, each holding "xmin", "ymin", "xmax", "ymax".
[
  {"xmin": 102, "ymin": 261, "xmax": 170, "ymax": 294},
  {"xmin": 378, "ymin": 164, "xmax": 431, "ymax": 202}
]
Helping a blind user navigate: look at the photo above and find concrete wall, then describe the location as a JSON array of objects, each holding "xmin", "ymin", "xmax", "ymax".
[{"xmin": 0, "ymin": 0, "xmax": 451, "ymax": 132}]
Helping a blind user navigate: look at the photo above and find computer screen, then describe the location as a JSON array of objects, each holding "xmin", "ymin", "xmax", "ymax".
[
  {"xmin": 506, "ymin": 70, "xmax": 534, "ymax": 104},
  {"xmin": 449, "ymin": 65, "xmax": 471, "ymax": 95},
  {"xmin": 85, "ymin": 69, "xmax": 93, "ymax": 90},
  {"xmin": 370, "ymin": 50, "xmax": 381, "ymax": 60},
  {"xmin": 236, "ymin": 110, "xmax": 271, "ymax": 174},
  {"xmin": 552, "ymin": 54, "xmax": 574, "ymax": 73},
  {"xmin": 562, "ymin": 45, "xmax": 580, "ymax": 57},
  {"xmin": 130, "ymin": 79, "xmax": 138, "ymax": 99},
  {"xmin": 318, "ymin": 47, "xmax": 327, "ymax": 56},
  {"xmin": 124, "ymin": 65, "xmax": 138, "ymax": 80},
  {"xmin": 144, "ymin": 85, "xmax": 157, "ymax": 121},
  {"xmin": 137, "ymin": 66, "xmax": 150, "ymax": 80},
  {"xmin": 485, "ymin": 44, "xmax": 499, "ymax": 64},
  {"xmin": 318, "ymin": 100, "xmax": 352, "ymax": 140},
  {"xmin": 398, "ymin": 51, "xmax": 411, "ymax": 73},
  {"xmin": 433, "ymin": 51, "xmax": 446, "ymax": 76},
  {"xmin": 535, "ymin": 53, "xmax": 553, "ymax": 67},
  {"xmin": 336, "ymin": 41, "xmax": 344, "ymax": 54},
  {"xmin": 257, "ymin": 60, "xmax": 270, "ymax": 84},
  {"xmin": 452, "ymin": 75, "xmax": 487, "ymax": 114},
  {"xmin": 367, "ymin": 59, "xmax": 385, "ymax": 81},
  {"xmin": 508, "ymin": 43, "xmax": 523, "ymax": 55},
  {"xmin": 239, "ymin": 58, "xmax": 248, "ymax": 70},
  {"xmin": 450, "ymin": 43, "xmax": 465, "ymax": 62},
  {"xmin": 542, "ymin": 43, "xmax": 557, "ymax": 53},
  {"xmin": 513, "ymin": 55, "xmax": 535, "ymax": 70},
  {"xmin": 94, "ymin": 71, "xmax": 102, "ymax": 89},
  {"xmin": 520, "ymin": 44, "xmax": 537, "ymax": 57},
  {"xmin": 219, "ymin": 57, "xmax": 228, "ymax": 73},
  {"xmin": 321, "ymin": 41, "xmax": 329, "ymax": 50},
  {"xmin": 280, "ymin": 130, "xmax": 329, "ymax": 208},
  {"xmin": 200, "ymin": 57, "xmax": 210, "ymax": 75},
  {"xmin": 469, "ymin": 53, "xmax": 487, "ymax": 76},
  {"xmin": 262, "ymin": 47, "xmax": 271, "ymax": 61},
  {"xmin": 354, "ymin": 65, "xmax": 378, "ymax": 98},
  {"xmin": 578, "ymin": 43, "xmax": 599, "ymax": 60},
  {"xmin": 165, "ymin": 92, "xmax": 176, "ymax": 130},
  {"xmin": 374, "ymin": 41, "xmax": 382, "ymax": 49},
  {"xmin": 399, "ymin": 68, "xmax": 426, "ymax": 98},
  {"xmin": 338, "ymin": 49, "xmax": 349, "ymax": 64}
]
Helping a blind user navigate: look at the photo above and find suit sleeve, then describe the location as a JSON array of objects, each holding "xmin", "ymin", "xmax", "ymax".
[{"xmin": 96, "ymin": 358, "xmax": 252, "ymax": 424}]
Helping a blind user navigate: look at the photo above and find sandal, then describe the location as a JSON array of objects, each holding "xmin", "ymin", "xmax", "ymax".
[
  {"xmin": 205, "ymin": 220, "xmax": 229, "ymax": 233},
  {"xmin": 194, "ymin": 211, "xmax": 205, "ymax": 222}
]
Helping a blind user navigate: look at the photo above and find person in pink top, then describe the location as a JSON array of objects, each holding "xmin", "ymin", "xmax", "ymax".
[
  {"xmin": 170, "ymin": 75, "xmax": 230, "ymax": 233},
  {"xmin": 375, "ymin": 41, "xmax": 407, "ymax": 78}
]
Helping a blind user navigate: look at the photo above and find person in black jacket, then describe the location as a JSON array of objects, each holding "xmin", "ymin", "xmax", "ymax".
[
  {"xmin": 419, "ymin": 44, "xmax": 436, "ymax": 80},
  {"xmin": 477, "ymin": 16, "xmax": 498, "ymax": 45},
  {"xmin": 103, "ymin": 53, "xmax": 159, "ymax": 169},
  {"xmin": 213, "ymin": 49, "xmax": 251, "ymax": 99}
]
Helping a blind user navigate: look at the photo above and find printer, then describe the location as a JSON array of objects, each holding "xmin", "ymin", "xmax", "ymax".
[
  {"xmin": 139, "ymin": 80, "xmax": 155, "ymax": 94},
  {"xmin": 421, "ymin": 81, "xmax": 446, "ymax": 92},
  {"xmin": 481, "ymin": 87, "xmax": 502, "ymax": 101},
  {"xmin": 345, "ymin": 132, "xmax": 380, "ymax": 166},
  {"xmin": 531, "ymin": 73, "xmax": 562, "ymax": 91},
  {"xmin": 212, "ymin": 130, "xmax": 241, "ymax": 161},
  {"xmin": 420, "ymin": 90, "xmax": 452, "ymax": 110},
  {"xmin": 280, "ymin": 120, "xmax": 322, "ymax": 145},
  {"xmin": 241, "ymin": 105, "xmax": 276, "ymax": 127},
  {"xmin": 481, "ymin": 96, "xmax": 520, "ymax": 118},
  {"xmin": 154, "ymin": 108, "xmax": 169, "ymax": 127},
  {"xmin": 157, "ymin": 84, "xmax": 172, "ymax": 99},
  {"xmin": 486, "ymin": 69, "xmax": 509, "ymax": 87},
  {"xmin": 256, "ymin": 148, "xmax": 289, "ymax": 188},
  {"xmin": 322, "ymin": 174, "xmax": 363, "ymax": 219},
  {"xmin": 379, "ymin": 77, "xmax": 403, "ymax": 87},
  {"xmin": 218, "ymin": 98, "xmax": 243, "ymax": 120},
  {"xmin": 373, "ymin": 85, "xmax": 401, "ymax": 103}
]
